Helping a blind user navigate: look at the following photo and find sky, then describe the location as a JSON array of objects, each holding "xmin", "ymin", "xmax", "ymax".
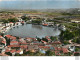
[
  {"xmin": 0, "ymin": 0, "xmax": 80, "ymax": 10},
  {"xmin": 0, "ymin": 0, "xmax": 80, "ymax": 1}
]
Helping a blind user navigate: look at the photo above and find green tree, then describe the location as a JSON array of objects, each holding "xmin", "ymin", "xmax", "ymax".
[
  {"xmin": 45, "ymin": 50, "xmax": 55, "ymax": 56},
  {"xmin": 8, "ymin": 18, "xmax": 18, "ymax": 23}
]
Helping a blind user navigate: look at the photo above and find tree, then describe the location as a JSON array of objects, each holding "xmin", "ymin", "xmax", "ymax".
[
  {"xmin": 45, "ymin": 50, "xmax": 55, "ymax": 56},
  {"xmin": 32, "ymin": 19, "xmax": 42, "ymax": 25},
  {"xmin": 42, "ymin": 38, "xmax": 48, "ymax": 42},
  {"xmin": 8, "ymin": 18, "xmax": 18, "ymax": 23},
  {"xmin": 50, "ymin": 36, "xmax": 58, "ymax": 41},
  {"xmin": 37, "ymin": 38, "xmax": 41, "ymax": 42},
  {"xmin": 15, "ymin": 53, "xmax": 20, "ymax": 56},
  {"xmin": 34, "ymin": 51, "xmax": 41, "ymax": 56},
  {"xmin": 21, "ymin": 16, "xmax": 31, "ymax": 21},
  {"xmin": 2, "ymin": 19, "xmax": 8, "ymax": 23},
  {"xmin": 64, "ymin": 41, "xmax": 69, "ymax": 45},
  {"xmin": 73, "ymin": 37, "xmax": 80, "ymax": 44},
  {"xmin": 75, "ymin": 48, "xmax": 79, "ymax": 51},
  {"xmin": 60, "ymin": 30, "xmax": 74, "ymax": 41}
]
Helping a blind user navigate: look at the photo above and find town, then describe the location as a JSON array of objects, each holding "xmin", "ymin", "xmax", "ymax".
[{"xmin": 0, "ymin": 9, "xmax": 80, "ymax": 56}]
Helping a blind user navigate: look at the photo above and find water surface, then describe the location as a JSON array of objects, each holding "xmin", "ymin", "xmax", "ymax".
[{"xmin": 7, "ymin": 24, "xmax": 60, "ymax": 38}]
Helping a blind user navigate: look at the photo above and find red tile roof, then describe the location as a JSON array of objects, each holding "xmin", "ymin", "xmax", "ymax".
[
  {"xmin": 55, "ymin": 51, "xmax": 59, "ymax": 55},
  {"xmin": 20, "ymin": 45, "xmax": 27, "ymax": 49},
  {"xmin": 10, "ymin": 36, "xmax": 16, "ymax": 40},
  {"xmin": 1, "ymin": 41, "xmax": 6, "ymax": 44},
  {"xmin": 5, "ymin": 35, "xmax": 11, "ymax": 38},
  {"xmin": 0, "ymin": 36, "xmax": 2, "ymax": 38},
  {"xmin": 0, "ymin": 53, "xmax": 9, "ymax": 56},
  {"xmin": 16, "ymin": 50, "xmax": 21, "ymax": 53},
  {"xmin": 10, "ymin": 41, "xmax": 18, "ymax": 44},
  {"xmin": 8, "ymin": 45, "xmax": 20, "ymax": 47},
  {"xmin": 47, "ymin": 38, "xmax": 51, "ymax": 41},
  {"xmin": 39, "ymin": 46, "xmax": 50, "ymax": 49},
  {"xmin": 26, "ymin": 49, "xmax": 29, "ymax": 52},
  {"xmin": 55, "ymin": 47, "xmax": 62, "ymax": 51},
  {"xmin": 5, "ymin": 49, "xmax": 10, "ymax": 52},
  {"xmin": 53, "ymin": 41, "xmax": 61, "ymax": 44},
  {"xmin": 10, "ymin": 22, "xmax": 13, "ymax": 23},
  {"xmin": 10, "ymin": 50, "xmax": 16, "ymax": 53},
  {"xmin": 62, "ymin": 48, "xmax": 68, "ymax": 53}
]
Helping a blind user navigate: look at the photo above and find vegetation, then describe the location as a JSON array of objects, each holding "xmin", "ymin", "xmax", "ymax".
[
  {"xmin": 72, "ymin": 37, "xmax": 80, "ymax": 44},
  {"xmin": 2, "ymin": 18, "xmax": 18, "ymax": 23},
  {"xmin": 50, "ymin": 36, "xmax": 58, "ymax": 41},
  {"xmin": 32, "ymin": 19, "xmax": 42, "ymax": 25},
  {"xmin": 8, "ymin": 18, "xmax": 18, "ymax": 23},
  {"xmin": 60, "ymin": 30, "xmax": 74, "ymax": 40},
  {"xmin": 45, "ymin": 50, "xmax": 55, "ymax": 56},
  {"xmin": 21, "ymin": 16, "xmax": 31, "ymax": 21}
]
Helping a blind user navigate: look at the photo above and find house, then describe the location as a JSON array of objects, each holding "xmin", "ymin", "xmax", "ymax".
[
  {"xmin": 5, "ymin": 35, "xmax": 11, "ymax": 39},
  {"xmin": 26, "ymin": 38, "xmax": 33, "ymax": 42},
  {"xmin": 39, "ymin": 46, "xmax": 50, "ymax": 51},
  {"xmin": 54, "ymin": 47, "xmax": 69, "ymax": 55},
  {"xmin": 5, "ymin": 49, "xmax": 11, "ymax": 53},
  {"xmin": 0, "ymin": 36, "xmax": 3, "ymax": 38},
  {"xmin": 0, "ymin": 37, "xmax": 6, "ymax": 46},
  {"xmin": 20, "ymin": 45, "xmax": 27, "ymax": 49},
  {"xmin": 10, "ymin": 36, "xmax": 16, "ymax": 40},
  {"xmin": 55, "ymin": 51, "xmax": 60, "ymax": 55},
  {"xmin": 10, "ymin": 49, "xmax": 16, "ymax": 56},
  {"xmin": 0, "ymin": 45, "xmax": 5, "ymax": 53},
  {"xmin": 10, "ymin": 41, "xmax": 19, "ymax": 45},
  {"xmin": 42, "ymin": 22, "xmax": 54, "ymax": 26},
  {"xmin": 62, "ymin": 48, "xmax": 69, "ymax": 53},
  {"xmin": 41, "ymin": 40, "xmax": 47, "ymax": 44},
  {"xmin": 16, "ymin": 49, "xmax": 23, "ymax": 54},
  {"xmin": 7, "ymin": 45, "xmax": 20, "ymax": 48},
  {"xmin": 71, "ymin": 19, "xmax": 80, "ymax": 23},
  {"xmin": 19, "ymin": 38, "xmax": 27, "ymax": 44},
  {"xmin": 27, "ymin": 45, "xmax": 39, "ymax": 52}
]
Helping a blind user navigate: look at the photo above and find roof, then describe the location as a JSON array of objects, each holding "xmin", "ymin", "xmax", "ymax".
[
  {"xmin": 10, "ymin": 36, "xmax": 16, "ymax": 40},
  {"xmin": 20, "ymin": 45, "xmax": 27, "ymax": 49},
  {"xmin": 41, "ymin": 40, "xmax": 47, "ymax": 43},
  {"xmin": 53, "ymin": 41, "xmax": 61, "ymax": 44},
  {"xmin": 10, "ymin": 22, "xmax": 13, "ymax": 23},
  {"xmin": 0, "ymin": 36, "xmax": 2, "ymax": 38},
  {"xmin": 16, "ymin": 50, "xmax": 21, "ymax": 53},
  {"xmin": 1, "ymin": 41, "xmax": 6, "ymax": 44},
  {"xmin": 0, "ymin": 53, "xmax": 9, "ymax": 56},
  {"xmin": 5, "ymin": 35, "xmax": 11, "ymax": 38},
  {"xmin": 62, "ymin": 48, "xmax": 68, "ymax": 53},
  {"xmin": 10, "ymin": 49, "xmax": 16, "ymax": 53},
  {"xmin": 55, "ymin": 51, "xmax": 59, "ymax": 55},
  {"xmin": 10, "ymin": 41, "xmax": 18, "ymax": 44},
  {"xmin": 55, "ymin": 47, "xmax": 62, "ymax": 51},
  {"xmin": 8, "ymin": 45, "xmax": 20, "ymax": 47},
  {"xmin": 5, "ymin": 49, "xmax": 10, "ymax": 52},
  {"xmin": 39, "ymin": 46, "xmax": 50, "ymax": 49},
  {"xmin": 28, "ymin": 45, "xmax": 39, "ymax": 50},
  {"xmin": 47, "ymin": 38, "xmax": 51, "ymax": 41}
]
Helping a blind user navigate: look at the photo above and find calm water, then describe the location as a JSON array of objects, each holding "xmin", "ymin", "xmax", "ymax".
[
  {"xmin": 0, "ymin": 1, "xmax": 80, "ymax": 10},
  {"xmin": 7, "ymin": 24, "xmax": 61, "ymax": 38}
]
